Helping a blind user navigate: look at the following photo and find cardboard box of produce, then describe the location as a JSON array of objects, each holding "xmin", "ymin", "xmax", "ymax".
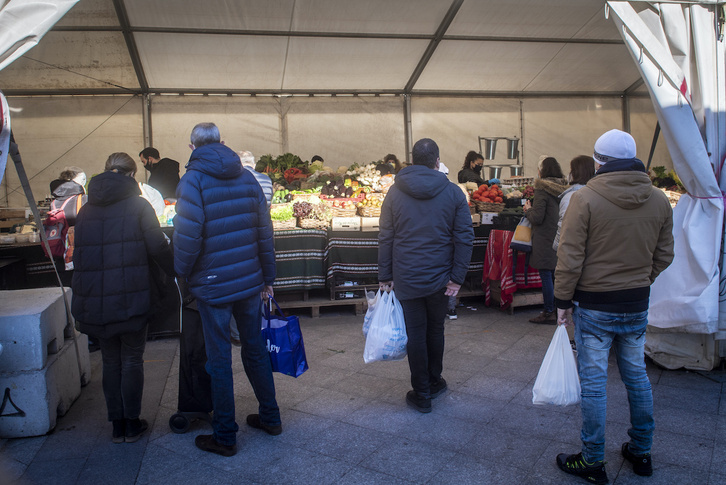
[
  {"xmin": 331, "ymin": 217, "xmax": 361, "ymax": 231},
  {"xmin": 360, "ymin": 217, "xmax": 380, "ymax": 232}
]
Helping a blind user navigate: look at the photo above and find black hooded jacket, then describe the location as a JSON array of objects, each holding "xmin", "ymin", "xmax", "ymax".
[
  {"xmin": 378, "ymin": 165, "xmax": 474, "ymax": 300},
  {"xmin": 71, "ymin": 171, "xmax": 174, "ymax": 338}
]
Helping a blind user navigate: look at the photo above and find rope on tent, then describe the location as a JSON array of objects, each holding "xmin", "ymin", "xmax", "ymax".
[{"xmin": 646, "ymin": 121, "xmax": 660, "ymax": 171}]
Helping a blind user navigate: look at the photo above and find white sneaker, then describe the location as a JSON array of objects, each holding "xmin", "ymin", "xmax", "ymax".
[{"xmin": 447, "ymin": 309, "xmax": 458, "ymax": 320}]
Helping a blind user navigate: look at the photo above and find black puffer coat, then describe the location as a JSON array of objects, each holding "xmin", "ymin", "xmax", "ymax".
[{"xmin": 71, "ymin": 171, "xmax": 174, "ymax": 338}]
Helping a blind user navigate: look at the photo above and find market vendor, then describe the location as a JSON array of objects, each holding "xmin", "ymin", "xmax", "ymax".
[
  {"xmin": 139, "ymin": 147, "xmax": 180, "ymax": 199},
  {"xmin": 457, "ymin": 150, "xmax": 499, "ymax": 186}
]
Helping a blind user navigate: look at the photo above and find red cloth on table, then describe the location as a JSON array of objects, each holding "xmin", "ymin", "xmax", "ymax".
[{"xmin": 482, "ymin": 229, "xmax": 542, "ymax": 309}]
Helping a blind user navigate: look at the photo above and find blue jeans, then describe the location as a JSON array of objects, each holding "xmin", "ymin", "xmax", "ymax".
[
  {"xmin": 574, "ymin": 306, "xmax": 654, "ymax": 462},
  {"xmin": 197, "ymin": 296, "xmax": 280, "ymax": 446},
  {"xmin": 539, "ymin": 269, "xmax": 555, "ymax": 312},
  {"xmin": 399, "ymin": 289, "xmax": 448, "ymax": 398},
  {"xmin": 98, "ymin": 325, "xmax": 147, "ymax": 421}
]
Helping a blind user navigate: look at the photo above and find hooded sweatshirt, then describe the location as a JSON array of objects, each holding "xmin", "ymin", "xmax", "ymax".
[
  {"xmin": 554, "ymin": 158, "xmax": 674, "ymax": 312},
  {"xmin": 173, "ymin": 143, "xmax": 275, "ymax": 305},
  {"xmin": 378, "ymin": 164, "xmax": 474, "ymax": 300},
  {"xmin": 71, "ymin": 171, "xmax": 174, "ymax": 338}
]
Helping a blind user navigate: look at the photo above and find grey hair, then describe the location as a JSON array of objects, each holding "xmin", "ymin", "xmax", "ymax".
[
  {"xmin": 238, "ymin": 150, "xmax": 255, "ymax": 166},
  {"xmin": 104, "ymin": 152, "xmax": 137, "ymax": 176},
  {"xmin": 190, "ymin": 122, "xmax": 221, "ymax": 148}
]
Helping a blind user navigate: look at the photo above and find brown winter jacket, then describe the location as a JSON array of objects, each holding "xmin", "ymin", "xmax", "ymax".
[
  {"xmin": 524, "ymin": 177, "xmax": 568, "ymax": 270},
  {"xmin": 554, "ymin": 163, "xmax": 674, "ymax": 312}
]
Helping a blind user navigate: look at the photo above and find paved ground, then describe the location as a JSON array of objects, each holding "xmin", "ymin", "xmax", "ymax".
[{"xmin": 2, "ymin": 301, "xmax": 725, "ymax": 485}]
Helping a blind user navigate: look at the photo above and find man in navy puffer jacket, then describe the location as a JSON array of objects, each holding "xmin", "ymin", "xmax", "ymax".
[
  {"xmin": 174, "ymin": 123, "xmax": 278, "ymax": 457},
  {"xmin": 379, "ymin": 138, "xmax": 474, "ymax": 414}
]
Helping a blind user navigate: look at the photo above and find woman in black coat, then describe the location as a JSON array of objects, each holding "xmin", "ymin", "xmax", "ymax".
[
  {"xmin": 523, "ymin": 157, "xmax": 567, "ymax": 324},
  {"xmin": 71, "ymin": 153, "xmax": 174, "ymax": 444}
]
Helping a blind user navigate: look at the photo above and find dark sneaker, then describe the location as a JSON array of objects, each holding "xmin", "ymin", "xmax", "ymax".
[
  {"xmin": 112, "ymin": 419, "xmax": 125, "ymax": 444},
  {"xmin": 406, "ymin": 390, "xmax": 432, "ymax": 413},
  {"xmin": 621, "ymin": 442, "xmax": 652, "ymax": 476},
  {"xmin": 246, "ymin": 414, "xmax": 282, "ymax": 436},
  {"xmin": 529, "ymin": 311, "xmax": 556, "ymax": 324},
  {"xmin": 556, "ymin": 452, "xmax": 608, "ymax": 485},
  {"xmin": 195, "ymin": 434, "xmax": 237, "ymax": 457},
  {"xmin": 447, "ymin": 309, "xmax": 458, "ymax": 320},
  {"xmin": 430, "ymin": 378, "xmax": 448, "ymax": 399},
  {"xmin": 124, "ymin": 418, "xmax": 148, "ymax": 443}
]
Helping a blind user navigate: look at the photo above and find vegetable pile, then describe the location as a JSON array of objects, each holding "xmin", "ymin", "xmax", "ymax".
[{"xmin": 471, "ymin": 184, "xmax": 504, "ymax": 203}]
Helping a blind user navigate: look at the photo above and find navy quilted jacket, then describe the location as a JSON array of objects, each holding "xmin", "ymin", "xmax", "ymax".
[
  {"xmin": 71, "ymin": 171, "xmax": 174, "ymax": 338},
  {"xmin": 173, "ymin": 143, "xmax": 275, "ymax": 305}
]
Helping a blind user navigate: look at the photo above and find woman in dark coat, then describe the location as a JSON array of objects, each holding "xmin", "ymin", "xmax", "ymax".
[
  {"xmin": 457, "ymin": 150, "xmax": 486, "ymax": 185},
  {"xmin": 523, "ymin": 157, "xmax": 568, "ymax": 324},
  {"xmin": 71, "ymin": 153, "xmax": 174, "ymax": 443}
]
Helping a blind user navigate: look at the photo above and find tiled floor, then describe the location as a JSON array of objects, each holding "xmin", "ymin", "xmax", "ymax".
[{"xmin": 2, "ymin": 302, "xmax": 724, "ymax": 484}]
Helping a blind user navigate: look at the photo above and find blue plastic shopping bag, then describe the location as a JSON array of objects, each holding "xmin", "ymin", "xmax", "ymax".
[{"xmin": 261, "ymin": 298, "xmax": 309, "ymax": 378}]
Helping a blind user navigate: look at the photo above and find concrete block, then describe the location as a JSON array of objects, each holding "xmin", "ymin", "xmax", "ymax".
[
  {"xmin": 0, "ymin": 335, "xmax": 89, "ymax": 438},
  {"xmin": 0, "ymin": 288, "xmax": 72, "ymax": 372}
]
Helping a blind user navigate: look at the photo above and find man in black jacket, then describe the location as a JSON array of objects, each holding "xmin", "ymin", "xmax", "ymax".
[
  {"xmin": 139, "ymin": 147, "xmax": 180, "ymax": 199},
  {"xmin": 378, "ymin": 138, "xmax": 474, "ymax": 413}
]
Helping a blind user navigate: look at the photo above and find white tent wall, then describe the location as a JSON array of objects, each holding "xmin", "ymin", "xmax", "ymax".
[
  {"xmin": 1, "ymin": 92, "xmax": 671, "ymax": 206},
  {"xmin": 2, "ymin": 95, "xmax": 142, "ymax": 207},
  {"xmin": 284, "ymin": 96, "xmax": 406, "ymax": 165}
]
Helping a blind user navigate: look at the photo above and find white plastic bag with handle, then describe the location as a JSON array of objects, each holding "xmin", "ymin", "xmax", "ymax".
[
  {"xmin": 362, "ymin": 289, "xmax": 380, "ymax": 336},
  {"xmin": 363, "ymin": 289, "xmax": 407, "ymax": 363},
  {"xmin": 532, "ymin": 325, "xmax": 581, "ymax": 406}
]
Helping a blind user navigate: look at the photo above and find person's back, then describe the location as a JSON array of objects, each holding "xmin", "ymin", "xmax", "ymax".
[
  {"xmin": 554, "ymin": 129, "xmax": 673, "ymax": 485},
  {"xmin": 378, "ymin": 138, "xmax": 473, "ymax": 415},
  {"xmin": 381, "ymin": 165, "xmax": 472, "ymax": 300},
  {"xmin": 175, "ymin": 143, "xmax": 275, "ymax": 304},
  {"xmin": 173, "ymin": 122, "xmax": 278, "ymax": 458}
]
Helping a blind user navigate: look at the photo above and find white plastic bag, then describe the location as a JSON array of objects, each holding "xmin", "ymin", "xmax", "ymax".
[
  {"xmin": 532, "ymin": 325, "xmax": 581, "ymax": 406},
  {"xmin": 363, "ymin": 289, "xmax": 407, "ymax": 363},
  {"xmin": 362, "ymin": 289, "xmax": 380, "ymax": 336}
]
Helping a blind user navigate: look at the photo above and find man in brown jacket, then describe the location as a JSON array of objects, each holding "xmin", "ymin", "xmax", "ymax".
[{"xmin": 553, "ymin": 129, "xmax": 674, "ymax": 485}]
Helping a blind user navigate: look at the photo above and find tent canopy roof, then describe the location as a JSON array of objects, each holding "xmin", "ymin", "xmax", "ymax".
[{"xmin": 0, "ymin": 0, "xmax": 664, "ymax": 97}]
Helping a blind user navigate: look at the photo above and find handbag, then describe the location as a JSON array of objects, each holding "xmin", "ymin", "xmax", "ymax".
[
  {"xmin": 261, "ymin": 298, "xmax": 309, "ymax": 378},
  {"xmin": 363, "ymin": 289, "xmax": 407, "ymax": 363},
  {"xmin": 510, "ymin": 217, "xmax": 532, "ymax": 252},
  {"xmin": 532, "ymin": 325, "xmax": 581, "ymax": 406}
]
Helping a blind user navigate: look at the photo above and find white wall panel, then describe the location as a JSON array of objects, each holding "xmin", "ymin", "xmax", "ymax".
[
  {"xmin": 416, "ymin": 40, "xmax": 563, "ymax": 92},
  {"xmin": 283, "ymin": 38, "xmax": 428, "ymax": 91},
  {"xmin": 149, "ymin": 95, "xmax": 284, "ymax": 175},
  {"xmin": 135, "ymin": 33, "xmax": 288, "ymax": 90},
  {"xmin": 285, "ymin": 96, "xmax": 405, "ymax": 167},
  {"xmin": 2, "ymin": 96, "xmax": 142, "ymax": 207},
  {"xmin": 522, "ymin": 97, "xmax": 623, "ymax": 175},
  {"xmin": 411, "ymin": 97, "xmax": 521, "ymax": 180},
  {"xmin": 0, "ymin": 32, "xmax": 140, "ymax": 91},
  {"xmin": 448, "ymin": 0, "xmax": 614, "ymax": 39},
  {"xmin": 628, "ymin": 96, "xmax": 673, "ymax": 170}
]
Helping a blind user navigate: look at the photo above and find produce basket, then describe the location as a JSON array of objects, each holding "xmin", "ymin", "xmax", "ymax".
[
  {"xmin": 474, "ymin": 201, "xmax": 505, "ymax": 213},
  {"xmin": 298, "ymin": 218, "xmax": 330, "ymax": 229},
  {"xmin": 358, "ymin": 206, "xmax": 381, "ymax": 217},
  {"xmin": 272, "ymin": 219, "xmax": 297, "ymax": 230},
  {"xmin": 291, "ymin": 193, "xmax": 320, "ymax": 202},
  {"xmin": 323, "ymin": 197, "xmax": 362, "ymax": 217}
]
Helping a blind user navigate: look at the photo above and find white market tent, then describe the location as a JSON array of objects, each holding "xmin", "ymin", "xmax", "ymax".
[{"xmin": 0, "ymin": 0, "xmax": 724, "ymax": 369}]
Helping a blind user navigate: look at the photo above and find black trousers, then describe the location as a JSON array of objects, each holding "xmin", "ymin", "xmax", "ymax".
[
  {"xmin": 399, "ymin": 289, "xmax": 448, "ymax": 398},
  {"xmin": 98, "ymin": 325, "xmax": 147, "ymax": 421}
]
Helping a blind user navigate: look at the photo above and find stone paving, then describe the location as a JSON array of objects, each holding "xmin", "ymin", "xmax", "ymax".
[{"xmin": 2, "ymin": 301, "xmax": 725, "ymax": 484}]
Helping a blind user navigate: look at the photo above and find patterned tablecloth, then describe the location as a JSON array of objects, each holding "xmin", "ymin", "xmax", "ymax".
[
  {"xmin": 482, "ymin": 229, "xmax": 542, "ymax": 309},
  {"xmin": 272, "ymin": 228, "xmax": 327, "ymax": 290}
]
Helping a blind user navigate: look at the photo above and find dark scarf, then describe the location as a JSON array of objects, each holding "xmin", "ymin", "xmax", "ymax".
[{"xmin": 595, "ymin": 158, "xmax": 647, "ymax": 175}]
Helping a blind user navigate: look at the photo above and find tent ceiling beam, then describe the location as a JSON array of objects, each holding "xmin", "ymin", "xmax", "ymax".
[
  {"xmin": 48, "ymin": 25, "xmax": 624, "ymax": 46},
  {"xmin": 405, "ymin": 0, "xmax": 465, "ymax": 93},
  {"xmin": 112, "ymin": 0, "xmax": 148, "ymax": 93},
  {"xmin": 624, "ymin": 78, "xmax": 645, "ymax": 95},
  {"xmin": 0, "ymin": 88, "xmax": 648, "ymax": 99}
]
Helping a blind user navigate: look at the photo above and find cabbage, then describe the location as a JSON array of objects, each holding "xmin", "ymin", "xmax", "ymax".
[{"xmin": 270, "ymin": 204, "xmax": 294, "ymax": 221}]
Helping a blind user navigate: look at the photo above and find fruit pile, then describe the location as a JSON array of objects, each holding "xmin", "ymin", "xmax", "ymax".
[
  {"xmin": 471, "ymin": 184, "xmax": 503, "ymax": 203},
  {"xmin": 331, "ymin": 199, "xmax": 357, "ymax": 209},
  {"xmin": 357, "ymin": 197, "xmax": 382, "ymax": 209},
  {"xmin": 292, "ymin": 200, "xmax": 331, "ymax": 221},
  {"xmin": 522, "ymin": 185, "xmax": 535, "ymax": 199}
]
